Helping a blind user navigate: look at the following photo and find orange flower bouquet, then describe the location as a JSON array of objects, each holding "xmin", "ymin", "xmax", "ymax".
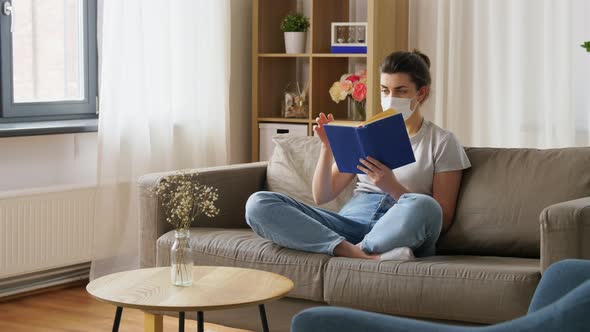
[{"xmin": 328, "ymin": 69, "xmax": 367, "ymax": 120}]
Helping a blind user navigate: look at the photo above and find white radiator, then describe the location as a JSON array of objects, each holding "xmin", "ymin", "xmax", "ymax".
[{"xmin": 0, "ymin": 185, "xmax": 96, "ymax": 279}]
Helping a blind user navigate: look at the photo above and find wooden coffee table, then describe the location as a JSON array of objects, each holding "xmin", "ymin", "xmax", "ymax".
[{"xmin": 86, "ymin": 266, "xmax": 294, "ymax": 332}]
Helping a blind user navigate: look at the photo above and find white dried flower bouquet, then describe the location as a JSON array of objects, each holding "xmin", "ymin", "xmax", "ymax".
[
  {"xmin": 155, "ymin": 170, "xmax": 220, "ymax": 285},
  {"xmin": 156, "ymin": 170, "xmax": 220, "ymax": 230}
]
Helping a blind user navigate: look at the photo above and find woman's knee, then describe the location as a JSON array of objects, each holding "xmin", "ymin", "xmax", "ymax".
[
  {"xmin": 245, "ymin": 191, "xmax": 282, "ymax": 227},
  {"xmin": 402, "ymin": 194, "xmax": 443, "ymax": 230},
  {"xmin": 245, "ymin": 191, "xmax": 273, "ymax": 219}
]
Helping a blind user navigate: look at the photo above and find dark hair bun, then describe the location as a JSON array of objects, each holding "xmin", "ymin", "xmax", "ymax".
[
  {"xmin": 412, "ymin": 49, "xmax": 431, "ymax": 69},
  {"xmin": 380, "ymin": 49, "xmax": 432, "ymax": 100}
]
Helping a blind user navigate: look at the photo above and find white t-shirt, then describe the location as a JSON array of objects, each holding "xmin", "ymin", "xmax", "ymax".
[{"xmin": 355, "ymin": 120, "xmax": 471, "ymax": 196}]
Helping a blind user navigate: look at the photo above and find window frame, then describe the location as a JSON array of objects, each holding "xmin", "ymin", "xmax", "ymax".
[{"xmin": 0, "ymin": 0, "xmax": 98, "ymax": 123}]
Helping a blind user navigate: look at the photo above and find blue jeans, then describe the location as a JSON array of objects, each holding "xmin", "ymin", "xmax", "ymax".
[{"xmin": 245, "ymin": 191, "xmax": 443, "ymax": 257}]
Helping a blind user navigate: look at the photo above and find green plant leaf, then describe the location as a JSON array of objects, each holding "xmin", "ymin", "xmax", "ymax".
[{"xmin": 280, "ymin": 12, "xmax": 310, "ymax": 32}]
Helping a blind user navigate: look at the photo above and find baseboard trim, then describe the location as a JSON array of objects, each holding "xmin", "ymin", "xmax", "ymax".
[{"xmin": 0, "ymin": 262, "xmax": 90, "ymax": 301}]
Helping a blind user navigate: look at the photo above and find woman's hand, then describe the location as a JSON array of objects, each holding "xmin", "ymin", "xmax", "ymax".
[
  {"xmin": 314, "ymin": 113, "xmax": 334, "ymax": 146},
  {"xmin": 357, "ymin": 156, "xmax": 408, "ymax": 199}
]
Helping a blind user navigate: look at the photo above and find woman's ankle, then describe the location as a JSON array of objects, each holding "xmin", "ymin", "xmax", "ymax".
[{"xmin": 334, "ymin": 241, "xmax": 379, "ymax": 259}]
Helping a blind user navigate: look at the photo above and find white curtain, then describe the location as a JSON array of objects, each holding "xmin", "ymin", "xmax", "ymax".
[
  {"xmin": 410, "ymin": 0, "xmax": 590, "ymax": 148},
  {"xmin": 91, "ymin": 0, "xmax": 230, "ymax": 279}
]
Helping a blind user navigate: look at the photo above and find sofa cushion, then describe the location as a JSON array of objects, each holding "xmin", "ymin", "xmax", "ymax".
[
  {"xmin": 438, "ymin": 147, "xmax": 590, "ymax": 258},
  {"xmin": 156, "ymin": 228, "xmax": 330, "ymax": 302},
  {"xmin": 323, "ymin": 255, "xmax": 541, "ymax": 324},
  {"xmin": 266, "ymin": 135, "xmax": 355, "ymax": 212}
]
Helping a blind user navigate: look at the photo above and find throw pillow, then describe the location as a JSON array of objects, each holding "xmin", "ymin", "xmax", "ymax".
[{"xmin": 266, "ymin": 135, "xmax": 355, "ymax": 212}]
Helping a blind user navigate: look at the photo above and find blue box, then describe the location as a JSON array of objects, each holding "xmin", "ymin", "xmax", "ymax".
[{"xmin": 331, "ymin": 46, "xmax": 367, "ymax": 54}]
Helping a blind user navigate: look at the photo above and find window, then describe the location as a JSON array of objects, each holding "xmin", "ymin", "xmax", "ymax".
[{"xmin": 0, "ymin": 0, "xmax": 97, "ymax": 134}]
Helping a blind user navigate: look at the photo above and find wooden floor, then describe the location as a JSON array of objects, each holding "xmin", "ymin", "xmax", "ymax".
[{"xmin": 0, "ymin": 285, "xmax": 251, "ymax": 332}]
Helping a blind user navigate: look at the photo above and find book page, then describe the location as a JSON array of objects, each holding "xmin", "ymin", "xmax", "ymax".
[
  {"xmin": 326, "ymin": 121, "xmax": 360, "ymax": 127},
  {"xmin": 362, "ymin": 108, "xmax": 399, "ymax": 126},
  {"xmin": 326, "ymin": 108, "xmax": 399, "ymax": 127}
]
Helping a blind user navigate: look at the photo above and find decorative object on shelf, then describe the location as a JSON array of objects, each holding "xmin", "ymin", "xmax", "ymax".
[
  {"xmin": 582, "ymin": 41, "xmax": 590, "ymax": 52},
  {"xmin": 280, "ymin": 12, "xmax": 310, "ymax": 54},
  {"xmin": 329, "ymin": 69, "xmax": 367, "ymax": 121},
  {"xmin": 282, "ymin": 82, "xmax": 308, "ymax": 118},
  {"xmin": 154, "ymin": 170, "xmax": 220, "ymax": 286},
  {"xmin": 331, "ymin": 22, "xmax": 367, "ymax": 54}
]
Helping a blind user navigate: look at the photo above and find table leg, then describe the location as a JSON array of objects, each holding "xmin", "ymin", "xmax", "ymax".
[
  {"xmin": 144, "ymin": 313, "xmax": 164, "ymax": 332},
  {"xmin": 259, "ymin": 304, "xmax": 269, "ymax": 332},
  {"xmin": 179, "ymin": 312, "xmax": 185, "ymax": 332},
  {"xmin": 197, "ymin": 311, "xmax": 204, "ymax": 332},
  {"xmin": 112, "ymin": 306, "xmax": 123, "ymax": 332}
]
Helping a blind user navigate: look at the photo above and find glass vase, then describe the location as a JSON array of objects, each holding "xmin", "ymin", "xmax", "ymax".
[
  {"xmin": 170, "ymin": 229, "xmax": 193, "ymax": 286},
  {"xmin": 348, "ymin": 98, "xmax": 366, "ymax": 121}
]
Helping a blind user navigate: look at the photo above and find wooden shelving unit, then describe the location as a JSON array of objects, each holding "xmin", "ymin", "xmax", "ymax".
[
  {"xmin": 258, "ymin": 53, "xmax": 311, "ymax": 58},
  {"xmin": 252, "ymin": 0, "xmax": 408, "ymax": 161}
]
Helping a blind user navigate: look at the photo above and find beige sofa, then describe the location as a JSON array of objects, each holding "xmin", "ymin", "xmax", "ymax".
[{"xmin": 139, "ymin": 135, "xmax": 590, "ymax": 332}]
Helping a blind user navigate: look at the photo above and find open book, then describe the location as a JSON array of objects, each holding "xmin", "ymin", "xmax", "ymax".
[{"xmin": 323, "ymin": 109, "xmax": 415, "ymax": 174}]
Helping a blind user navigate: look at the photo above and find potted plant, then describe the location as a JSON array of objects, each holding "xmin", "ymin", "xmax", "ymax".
[
  {"xmin": 280, "ymin": 12, "xmax": 310, "ymax": 54},
  {"xmin": 582, "ymin": 41, "xmax": 590, "ymax": 52}
]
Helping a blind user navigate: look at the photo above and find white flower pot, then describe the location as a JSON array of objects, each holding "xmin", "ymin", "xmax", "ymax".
[{"xmin": 284, "ymin": 32, "xmax": 306, "ymax": 54}]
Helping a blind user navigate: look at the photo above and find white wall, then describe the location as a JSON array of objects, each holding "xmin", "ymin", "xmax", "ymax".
[
  {"xmin": 0, "ymin": 133, "xmax": 98, "ymax": 192},
  {"xmin": 407, "ymin": 0, "xmax": 438, "ymax": 123},
  {"xmin": 228, "ymin": 0, "xmax": 253, "ymax": 164}
]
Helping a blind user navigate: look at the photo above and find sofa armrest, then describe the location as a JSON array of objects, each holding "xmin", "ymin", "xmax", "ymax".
[
  {"xmin": 540, "ymin": 196, "xmax": 590, "ymax": 272},
  {"xmin": 138, "ymin": 161, "xmax": 268, "ymax": 268}
]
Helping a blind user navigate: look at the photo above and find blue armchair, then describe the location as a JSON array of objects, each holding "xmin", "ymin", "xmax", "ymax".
[{"xmin": 292, "ymin": 259, "xmax": 590, "ymax": 332}]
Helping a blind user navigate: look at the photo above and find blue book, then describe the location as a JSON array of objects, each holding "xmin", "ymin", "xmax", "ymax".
[{"xmin": 323, "ymin": 109, "xmax": 415, "ymax": 174}]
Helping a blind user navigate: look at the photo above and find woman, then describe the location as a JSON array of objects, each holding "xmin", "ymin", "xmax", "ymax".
[{"xmin": 245, "ymin": 50, "xmax": 471, "ymax": 260}]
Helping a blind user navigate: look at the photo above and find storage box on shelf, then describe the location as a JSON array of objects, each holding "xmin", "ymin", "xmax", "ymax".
[
  {"xmin": 258, "ymin": 123, "xmax": 308, "ymax": 161},
  {"xmin": 331, "ymin": 22, "xmax": 368, "ymax": 54}
]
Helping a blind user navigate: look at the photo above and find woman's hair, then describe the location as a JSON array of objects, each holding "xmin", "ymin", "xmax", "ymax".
[{"xmin": 380, "ymin": 49, "xmax": 431, "ymax": 99}]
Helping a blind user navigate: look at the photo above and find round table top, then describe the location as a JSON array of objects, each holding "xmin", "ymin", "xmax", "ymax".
[{"xmin": 86, "ymin": 266, "xmax": 294, "ymax": 312}]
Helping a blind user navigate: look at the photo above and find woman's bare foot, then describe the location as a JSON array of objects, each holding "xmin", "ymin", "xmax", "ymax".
[
  {"xmin": 334, "ymin": 241, "xmax": 414, "ymax": 261},
  {"xmin": 333, "ymin": 241, "xmax": 379, "ymax": 260}
]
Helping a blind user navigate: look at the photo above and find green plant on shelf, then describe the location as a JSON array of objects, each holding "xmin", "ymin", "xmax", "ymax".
[
  {"xmin": 582, "ymin": 41, "xmax": 590, "ymax": 52},
  {"xmin": 280, "ymin": 12, "xmax": 310, "ymax": 32}
]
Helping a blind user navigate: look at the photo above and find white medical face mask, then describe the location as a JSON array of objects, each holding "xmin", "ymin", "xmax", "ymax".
[{"xmin": 381, "ymin": 94, "xmax": 419, "ymax": 121}]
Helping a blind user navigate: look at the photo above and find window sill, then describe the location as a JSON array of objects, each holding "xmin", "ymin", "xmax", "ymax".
[{"xmin": 0, "ymin": 118, "xmax": 98, "ymax": 138}]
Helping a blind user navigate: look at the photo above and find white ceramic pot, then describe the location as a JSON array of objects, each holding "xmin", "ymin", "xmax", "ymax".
[{"xmin": 284, "ymin": 32, "xmax": 306, "ymax": 54}]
